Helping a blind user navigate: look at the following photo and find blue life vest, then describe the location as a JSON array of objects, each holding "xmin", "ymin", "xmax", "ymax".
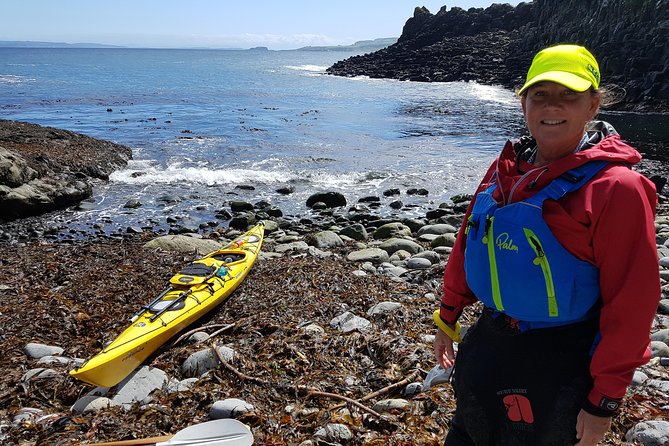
[{"xmin": 463, "ymin": 161, "xmax": 608, "ymax": 327}]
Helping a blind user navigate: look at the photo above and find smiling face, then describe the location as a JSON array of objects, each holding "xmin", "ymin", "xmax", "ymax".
[{"xmin": 521, "ymin": 81, "xmax": 601, "ymax": 166}]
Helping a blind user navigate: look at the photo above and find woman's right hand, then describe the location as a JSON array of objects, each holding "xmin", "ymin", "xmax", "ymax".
[{"xmin": 433, "ymin": 328, "xmax": 456, "ymax": 369}]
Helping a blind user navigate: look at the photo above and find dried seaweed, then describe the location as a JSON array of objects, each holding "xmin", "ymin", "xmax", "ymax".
[{"xmin": 0, "ymin": 239, "xmax": 666, "ymax": 445}]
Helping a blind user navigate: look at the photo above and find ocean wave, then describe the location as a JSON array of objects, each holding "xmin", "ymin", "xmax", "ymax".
[
  {"xmin": 285, "ymin": 64, "xmax": 327, "ymax": 72},
  {"xmin": 110, "ymin": 165, "xmax": 296, "ymax": 186},
  {"xmin": 0, "ymin": 74, "xmax": 34, "ymax": 84}
]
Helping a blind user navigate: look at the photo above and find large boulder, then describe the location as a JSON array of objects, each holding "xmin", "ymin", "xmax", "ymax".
[
  {"xmin": 306, "ymin": 192, "xmax": 347, "ymax": 208},
  {"xmin": 143, "ymin": 235, "xmax": 223, "ymax": 254},
  {"xmin": 0, "ymin": 120, "xmax": 132, "ymax": 221}
]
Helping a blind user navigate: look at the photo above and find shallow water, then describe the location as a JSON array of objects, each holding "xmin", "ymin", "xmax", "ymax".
[{"xmin": 0, "ymin": 48, "xmax": 665, "ymax": 236}]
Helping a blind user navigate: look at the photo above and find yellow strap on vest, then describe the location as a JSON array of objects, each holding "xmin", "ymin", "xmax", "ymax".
[{"xmin": 432, "ymin": 309, "xmax": 462, "ymax": 343}]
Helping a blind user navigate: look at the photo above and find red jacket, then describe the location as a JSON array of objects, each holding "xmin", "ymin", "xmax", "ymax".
[{"xmin": 440, "ymin": 130, "xmax": 659, "ymax": 410}]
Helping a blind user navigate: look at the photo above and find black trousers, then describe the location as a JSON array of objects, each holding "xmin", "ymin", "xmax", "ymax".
[{"xmin": 444, "ymin": 310, "xmax": 598, "ymax": 446}]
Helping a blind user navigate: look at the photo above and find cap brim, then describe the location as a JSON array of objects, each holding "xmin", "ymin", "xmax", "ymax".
[{"xmin": 518, "ymin": 71, "xmax": 593, "ymax": 95}]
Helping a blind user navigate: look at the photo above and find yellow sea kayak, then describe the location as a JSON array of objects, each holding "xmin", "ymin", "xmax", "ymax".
[{"xmin": 70, "ymin": 223, "xmax": 264, "ymax": 387}]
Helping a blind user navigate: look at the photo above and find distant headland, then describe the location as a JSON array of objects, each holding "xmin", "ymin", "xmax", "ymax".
[{"xmin": 327, "ymin": 0, "xmax": 669, "ymax": 112}]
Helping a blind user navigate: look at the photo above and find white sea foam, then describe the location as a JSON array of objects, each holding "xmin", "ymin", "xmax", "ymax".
[
  {"xmin": 0, "ymin": 74, "xmax": 34, "ymax": 84},
  {"xmin": 285, "ymin": 64, "xmax": 327, "ymax": 72},
  {"xmin": 110, "ymin": 165, "xmax": 296, "ymax": 186}
]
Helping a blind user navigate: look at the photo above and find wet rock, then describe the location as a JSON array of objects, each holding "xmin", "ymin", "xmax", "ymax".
[
  {"xmin": 123, "ymin": 199, "xmax": 142, "ymax": 209},
  {"xmin": 407, "ymin": 188, "xmax": 428, "ymax": 196},
  {"xmin": 0, "ymin": 121, "xmax": 132, "ymax": 221},
  {"xmin": 159, "ymin": 194, "xmax": 180, "ymax": 204},
  {"xmin": 230, "ymin": 201, "xmax": 254, "ymax": 213},
  {"xmin": 426, "ymin": 208, "xmax": 450, "ymax": 219},
  {"xmin": 215, "ymin": 209, "xmax": 233, "ymax": 220},
  {"xmin": 306, "ymin": 192, "xmax": 346, "ymax": 209},
  {"xmin": 229, "ymin": 213, "xmax": 257, "ymax": 230},
  {"xmin": 265, "ymin": 207, "xmax": 283, "ymax": 218},
  {"xmin": 276, "ymin": 185, "xmax": 295, "ymax": 195}
]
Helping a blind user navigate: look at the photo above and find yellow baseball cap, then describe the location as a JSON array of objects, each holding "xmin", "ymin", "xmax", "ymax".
[{"xmin": 518, "ymin": 44, "xmax": 601, "ymax": 95}]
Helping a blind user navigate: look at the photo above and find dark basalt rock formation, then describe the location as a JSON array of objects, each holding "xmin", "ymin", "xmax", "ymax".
[
  {"xmin": 327, "ymin": 0, "xmax": 669, "ymax": 111},
  {"xmin": 0, "ymin": 120, "xmax": 132, "ymax": 221}
]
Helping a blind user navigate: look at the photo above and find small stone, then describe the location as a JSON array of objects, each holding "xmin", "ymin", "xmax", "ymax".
[
  {"xmin": 406, "ymin": 257, "xmax": 432, "ymax": 270},
  {"xmin": 372, "ymin": 399, "xmax": 410, "ymax": 412},
  {"xmin": 367, "ymin": 301, "xmax": 402, "ymax": 316},
  {"xmin": 330, "ymin": 311, "xmax": 372, "ymax": 333},
  {"xmin": 24, "ymin": 343, "xmax": 64, "ymax": 359},
  {"xmin": 71, "ymin": 396, "xmax": 114, "ymax": 414},
  {"xmin": 210, "ymin": 398, "xmax": 254, "ymax": 419},
  {"xmin": 314, "ymin": 423, "xmax": 353, "ymax": 443}
]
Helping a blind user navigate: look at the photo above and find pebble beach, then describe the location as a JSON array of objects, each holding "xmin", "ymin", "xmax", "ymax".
[{"xmin": 1, "ymin": 128, "xmax": 669, "ymax": 446}]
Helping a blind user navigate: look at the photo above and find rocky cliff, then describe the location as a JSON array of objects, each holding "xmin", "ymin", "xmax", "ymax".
[
  {"xmin": 327, "ymin": 0, "xmax": 669, "ymax": 111},
  {"xmin": 0, "ymin": 120, "xmax": 132, "ymax": 221}
]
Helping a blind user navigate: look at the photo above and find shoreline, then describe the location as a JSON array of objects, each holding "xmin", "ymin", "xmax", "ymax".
[
  {"xmin": 0, "ymin": 195, "xmax": 668, "ymax": 444},
  {"xmin": 1, "ymin": 120, "xmax": 668, "ymax": 444}
]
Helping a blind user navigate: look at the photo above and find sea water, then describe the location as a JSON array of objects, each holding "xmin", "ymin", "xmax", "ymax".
[{"xmin": 0, "ymin": 48, "xmax": 664, "ymax": 235}]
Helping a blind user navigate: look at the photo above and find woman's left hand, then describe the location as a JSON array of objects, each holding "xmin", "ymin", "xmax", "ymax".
[{"xmin": 575, "ymin": 409, "xmax": 612, "ymax": 445}]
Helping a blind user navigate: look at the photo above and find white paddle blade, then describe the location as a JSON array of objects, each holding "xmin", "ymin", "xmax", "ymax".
[{"xmin": 157, "ymin": 419, "xmax": 253, "ymax": 446}]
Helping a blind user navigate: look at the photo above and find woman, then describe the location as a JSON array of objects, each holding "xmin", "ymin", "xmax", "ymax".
[{"xmin": 433, "ymin": 44, "xmax": 659, "ymax": 445}]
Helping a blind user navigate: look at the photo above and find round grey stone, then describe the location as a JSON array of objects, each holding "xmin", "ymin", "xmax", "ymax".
[{"xmin": 210, "ymin": 398, "xmax": 254, "ymax": 419}]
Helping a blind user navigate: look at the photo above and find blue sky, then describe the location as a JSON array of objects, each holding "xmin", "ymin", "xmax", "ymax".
[{"xmin": 0, "ymin": 1, "xmax": 522, "ymax": 49}]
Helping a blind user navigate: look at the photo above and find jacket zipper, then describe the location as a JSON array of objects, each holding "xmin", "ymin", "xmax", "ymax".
[
  {"xmin": 483, "ymin": 216, "xmax": 504, "ymax": 312},
  {"xmin": 523, "ymin": 228, "xmax": 558, "ymax": 317}
]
